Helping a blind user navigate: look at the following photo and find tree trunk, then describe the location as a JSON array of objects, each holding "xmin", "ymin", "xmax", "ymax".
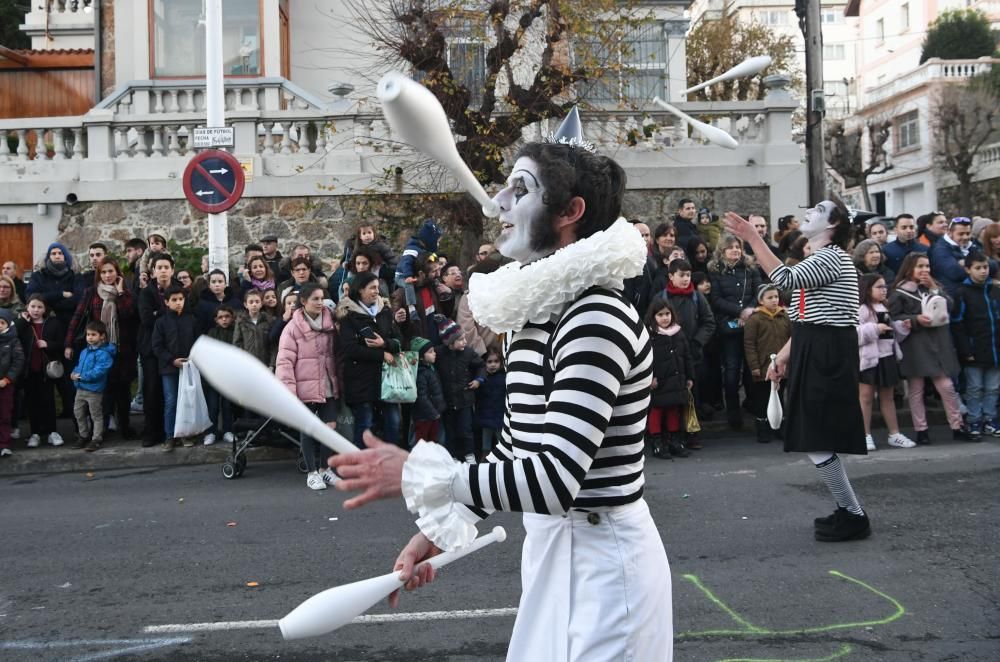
[
  {"xmin": 859, "ymin": 178, "xmax": 873, "ymax": 212},
  {"xmin": 958, "ymin": 173, "xmax": 975, "ymax": 216}
]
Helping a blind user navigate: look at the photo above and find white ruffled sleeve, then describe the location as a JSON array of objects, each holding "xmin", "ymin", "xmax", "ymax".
[{"xmin": 401, "ymin": 441, "xmax": 479, "ymax": 551}]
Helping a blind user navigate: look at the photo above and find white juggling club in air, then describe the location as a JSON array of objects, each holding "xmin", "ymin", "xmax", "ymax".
[
  {"xmin": 189, "ymin": 337, "xmax": 357, "ymax": 456},
  {"xmin": 652, "ymin": 97, "xmax": 739, "ymax": 150},
  {"xmin": 681, "ymin": 55, "xmax": 773, "ymax": 95},
  {"xmin": 767, "ymin": 353, "xmax": 783, "ymax": 430},
  {"xmin": 377, "ymin": 72, "xmax": 501, "ymax": 218},
  {"xmin": 279, "ymin": 526, "xmax": 508, "ymax": 640}
]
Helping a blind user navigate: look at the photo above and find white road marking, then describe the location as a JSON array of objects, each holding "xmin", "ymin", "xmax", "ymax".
[{"xmin": 144, "ymin": 607, "xmax": 519, "ymax": 633}]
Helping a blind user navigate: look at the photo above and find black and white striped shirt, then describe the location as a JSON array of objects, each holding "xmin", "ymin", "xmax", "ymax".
[
  {"xmin": 768, "ymin": 245, "xmax": 859, "ymax": 326},
  {"xmin": 453, "ymin": 288, "xmax": 652, "ymax": 516}
]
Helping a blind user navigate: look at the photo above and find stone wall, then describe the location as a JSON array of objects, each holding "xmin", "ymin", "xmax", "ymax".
[
  {"xmin": 55, "ymin": 186, "xmax": 771, "ymax": 268},
  {"xmin": 937, "ymin": 178, "xmax": 1000, "ymax": 217}
]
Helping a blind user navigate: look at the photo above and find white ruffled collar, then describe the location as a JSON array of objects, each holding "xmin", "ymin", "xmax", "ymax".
[{"xmin": 467, "ymin": 218, "xmax": 646, "ymax": 334}]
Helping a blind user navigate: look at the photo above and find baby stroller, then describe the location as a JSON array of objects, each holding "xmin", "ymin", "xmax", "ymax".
[{"xmin": 221, "ymin": 415, "xmax": 307, "ymax": 479}]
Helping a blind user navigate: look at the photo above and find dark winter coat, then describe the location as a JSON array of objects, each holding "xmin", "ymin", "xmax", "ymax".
[
  {"xmin": 650, "ymin": 287, "xmax": 715, "ymax": 361},
  {"xmin": 883, "ymin": 238, "xmax": 928, "ymax": 275},
  {"xmin": 887, "ymin": 281, "xmax": 960, "ymax": 378},
  {"xmin": 672, "ymin": 215, "xmax": 699, "ymax": 251},
  {"xmin": 435, "ymin": 345, "xmax": 485, "ymax": 410},
  {"xmin": 709, "ymin": 259, "xmax": 762, "ymax": 333},
  {"xmin": 232, "ymin": 311, "xmax": 274, "ymax": 365},
  {"xmin": 0, "ymin": 326, "xmax": 25, "ymax": 383},
  {"xmin": 137, "ymin": 280, "xmax": 179, "ymax": 356},
  {"xmin": 64, "ymin": 286, "xmax": 138, "ymax": 384},
  {"xmin": 395, "ymin": 219, "xmax": 443, "ymax": 279},
  {"xmin": 337, "ymin": 296, "xmax": 402, "ymax": 404},
  {"xmin": 476, "ymin": 370, "xmax": 506, "ymax": 429},
  {"xmin": 151, "ymin": 311, "xmax": 199, "ymax": 375},
  {"xmin": 857, "ymin": 262, "xmax": 896, "ymax": 288},
  {"xmin": 742, "ymin": 306, "xmax": 792, "ymax": 380},
  {"xmin": 951, "ymin": 277, "xmax": 1000, "ymax": 367},
  {"xmin": 194, "ymin": 287, "xmax": 242, "ymax": 334},
  {"xmin": 414, "ymin": 362, "xmax": 446, "ymax": 422},
  {"xmin": 929, "ymin": 237, "xmax": 971, "ymax": 297},
  {"xmin": 25, "ymin": 259, "xmax": 83, "ymax": 327},
  {"xmin": 392, "ymin": 285, "xmax": 443, "ymax": 347},
  {"xmin": 16, "ymin": 315, "xmax": 64, "ymax": 377},
  {"xmin": 649, "ymin": 327, "xmax": 694, "ymax": 408},
  {"xmin": 73, "ymin": 342, "xmax": 116, "ymax": 393}
]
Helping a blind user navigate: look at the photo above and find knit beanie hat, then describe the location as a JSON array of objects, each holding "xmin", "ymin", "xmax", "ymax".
[
  {"xmin": 410, "ymin": 336, "xmax": 432, "ymax": 357},
  {"xmin": 437, "ymin": 316, "xmax": 462, "ymax": 346},
  {"xmin": 756, "ymin": 283, "xmax": 778, "ymax": 303},
  {"xmin": 0, "ymin": 308, "xmax": 14, "ymax": 325}
]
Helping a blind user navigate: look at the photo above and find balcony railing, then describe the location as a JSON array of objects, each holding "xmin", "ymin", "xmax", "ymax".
[{"xmin": 864, "ymin": 57, "xmax": 1000, "ymax": 107}]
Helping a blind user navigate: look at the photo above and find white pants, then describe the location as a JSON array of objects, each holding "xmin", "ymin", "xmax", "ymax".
[{"xmin": 507, "ymin": 499, "xmax": 673, "ymax": 662}]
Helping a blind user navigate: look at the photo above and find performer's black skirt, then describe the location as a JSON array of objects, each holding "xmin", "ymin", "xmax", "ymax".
[
  {"xmin": 859, "ymin": 355, "xmax": 901, "ymax": 388},
  {"xmin": 784, "ymin": 323, "xmax": 867, "ymax": 455}
]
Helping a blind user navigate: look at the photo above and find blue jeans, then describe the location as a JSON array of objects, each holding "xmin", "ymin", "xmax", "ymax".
[
  {"xmin": 962, "ymin": 365, "xmax": 1000, "ymax": 426},
  {"xmin": 350, "ymin": 401, "xmax": 401, "ymax": 448},
  {"xmin": 161, "ymin": 373, "xmax": 180, "ymax": 439},
  {"xmin": 394, "ymin": 274, "xmax": 417, "ymax": 308},
  {"xmin": 481, "ymin": 427, "xmax": 499, "ymax": 456},
  {"xmin": 204, "ymin": 382, "xmax": 233, "ymax": 435}
]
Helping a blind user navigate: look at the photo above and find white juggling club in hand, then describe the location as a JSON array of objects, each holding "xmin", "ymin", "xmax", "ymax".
[
  {"xmin": 279, "ymin": 526, "xmax": 508, "ymax": 640},
  {"xmin": 377, "ymin": 72, "xmax": 501, "ymax": 218},
  {"xmin": 652, "ymin": 97, "xmax": 739, "ymax": 150},
  {"xmin": 189, "ymin": 337, "xmax": 357, "ymax": 456},
  {"xmin": 682, "ymin": 55, "xmax": 773, "ymax": 95},
  {"xmin": 767, "ymin": 353, "xmax": 783, "ymax": 430}
]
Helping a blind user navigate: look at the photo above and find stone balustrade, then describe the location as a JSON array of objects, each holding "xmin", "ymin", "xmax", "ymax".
[{"xmin": 864, "ymin": 57, "xmax": 999, "ymax": 108}]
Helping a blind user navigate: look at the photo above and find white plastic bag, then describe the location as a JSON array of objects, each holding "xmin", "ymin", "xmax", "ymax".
[{"xmin": 174, "ymin": 362, "xmax": 212, "ymax": 437}]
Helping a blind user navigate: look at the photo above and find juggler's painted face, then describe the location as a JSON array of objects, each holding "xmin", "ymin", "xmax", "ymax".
[
  {"xmin": 800, "ymin": 201, "xmax": 836, "ymax": 239},
  {"xmin": 493, "ymin": 157, "xmax": 557, "ymax": 264}
]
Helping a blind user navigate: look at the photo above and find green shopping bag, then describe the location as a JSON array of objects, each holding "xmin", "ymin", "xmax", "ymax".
[{"xmin": 381, "ymin": 351, "xmax": 418, "ymax": 403}]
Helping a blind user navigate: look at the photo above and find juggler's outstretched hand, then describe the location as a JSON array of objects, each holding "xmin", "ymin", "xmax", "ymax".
[
  {"xmin": 723, "ymin": 211, "xmax": 757, "ymax": 243},
  {"xmin": 329, "ymin": 431, "xmax": 408, "ymax": 509}
]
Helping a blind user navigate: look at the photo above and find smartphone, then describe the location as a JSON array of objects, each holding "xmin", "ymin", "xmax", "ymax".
[{"xmin": 358, "ymin": 326, "xmax": 376, "ymax": 340}]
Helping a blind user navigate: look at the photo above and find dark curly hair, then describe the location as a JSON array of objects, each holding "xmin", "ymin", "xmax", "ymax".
[{"xmin": 514, "ymin": 142, "xmax": 627, "ymax": 241}]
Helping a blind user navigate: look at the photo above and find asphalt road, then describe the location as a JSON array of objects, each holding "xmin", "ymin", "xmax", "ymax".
[{"xmin": 1, "ymin": 428, "xmax": 998, "ymax": 662}]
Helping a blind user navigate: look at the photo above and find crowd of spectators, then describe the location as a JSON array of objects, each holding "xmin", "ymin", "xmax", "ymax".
[{"xmin": 1, "ymin": 205, "xmax": 997, "ymax": 485}]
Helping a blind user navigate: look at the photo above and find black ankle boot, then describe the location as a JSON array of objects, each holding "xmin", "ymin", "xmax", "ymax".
[
  {"xmin": 755, "ymin": 418, "xmax": 771, "ymax": 443},
  {"xmin": 916, "ymin": 430, "xmax": 931, "ymax": 445},
  {"xmin": 814, "ymin": 509, "xmax": 871, "ymax": 542},
  {"xmin": 667, "ymin": 434, "xmax": 690, "ymax": 458}
]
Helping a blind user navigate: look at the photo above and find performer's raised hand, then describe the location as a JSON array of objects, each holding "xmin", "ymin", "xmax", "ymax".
[
  {"xmin": 722, "ymin": 211, "xmax": 756, "ymax": 243},
  {"xmin": 388, "ymin": 532, "xmax": 441, "ymax": 608},
  {"xmin": 329, "ymin": 431, "xmax": 408, "ymax": 509}
]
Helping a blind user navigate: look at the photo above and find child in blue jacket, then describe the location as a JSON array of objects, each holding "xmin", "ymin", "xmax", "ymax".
[
  {"xmin": 394, "ymin": 218, "xmax": 443, "ymax": 317},
  {"xmin": 476, "ymin": 345, "xmax": 506, "ymax": 458},
  {"xmin": 70, "ymin": 320, "xmax": 116, "ymax": 451}
]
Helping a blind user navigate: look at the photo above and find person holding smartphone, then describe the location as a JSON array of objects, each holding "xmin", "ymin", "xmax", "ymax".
[
  {"xmin": 63, "ymin": 257, "xmax": 138, "ymax": 441},
  {"xmin": 336, "ymin": 272, "xmax": 403, "ymax": 448}
]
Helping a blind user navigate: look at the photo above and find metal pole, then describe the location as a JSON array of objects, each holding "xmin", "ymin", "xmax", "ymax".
[
  {"xmin": 800, "ymin": 0, "xmax": 826, "ymax": 204},
  {"xmin": 205, "ymin": 0, "xmax": 230, "ymax": 278}
]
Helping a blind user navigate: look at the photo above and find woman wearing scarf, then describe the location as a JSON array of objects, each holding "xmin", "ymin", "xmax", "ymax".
[
  {"xmin": 64, "ymin": 257, "xmax": 138, "ymax": 440},
  {"xmin": 241, "ymin": 255, "xmax": 276, "ymax": 295}
]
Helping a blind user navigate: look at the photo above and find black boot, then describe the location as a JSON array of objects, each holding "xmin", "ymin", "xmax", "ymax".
[
  {"xmin": 916, "ymin": 430, "xmax": 931, "ymax": 445},
  {"xmin": 814, "ymin": 506, "xmax": 846, "ymax": 529},
  {"xmin": 755, "ymin": 418, "xmax": 771, "ymax": 443},
  {"xmin": 667, "ymin": 434, "xmax": 690, "ymax": 458},
  {"xmin": 814, "ymin": 508, "xmax": 871, "ymax": 542}
]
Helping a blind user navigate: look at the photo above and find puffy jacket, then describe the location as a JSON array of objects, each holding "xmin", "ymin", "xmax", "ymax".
[
  {"xmin": 0, "ymin": 326, "xmax": 25, "ymax": 383},
  {"xmin": 650, "ymin": 286, "xmax": 715, "ymax": 361},
  {"xmin": 276, "ymin": 307, "xmax": 340, "ymax": 404},
  {"xmin": 73, "ymin": 342, "xmax": 117, "ymax": 393},
  {"xmin": 435, "ymin": 345, "xmax": 485, "ymax": 410},
  {"xmin": 151, "ymin": 311, "xmax": 198, "ymax": 375},
  {"xmin": 929, "ymin": 237, "xmax": 970, "ymax": 297},
  {"xmin": 476, "ymin": 370, "xmax": 506, "ymax": 429},
  {"xmin": 649, "ymin": 327, "xmax": 693, "ymax": 408},
  {"xmin": 413, "ymin": 362, "xmax": 446, "ymax": 422},
  {"xmin": 857, "ymin": 303, "xmax": 904, "ymax": 372},
  {"xmin": 883, "ymin": 239, "xmax": 928, "ymax": 275},
  {"xmin": 951, "ymin": 277, "xmax": 1000, "ymax": 367},
  {"xmin": 25, "ymin": 262, "xmax": 83, "ymax": 324},
  {"xmin": 709, "ymin": 259, "xmax": 762, "ymax": 333},
  {"xmin": 336, "ymin": 296, "xmax": 401, "ymax": 404},
  {"xmin": 232, "ymin": 311, "xmax": 274, "ymax": 365},
  {"xmin": 743, "ymin": 306, "xmax": 792, "ymax": 380}
]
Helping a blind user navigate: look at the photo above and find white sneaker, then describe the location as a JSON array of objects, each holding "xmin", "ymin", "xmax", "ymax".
[
  {"xmin": 203, "ymin": 433, "xmax": 217, "ymax": 446},
  {"xmin": 10, "ymin": 427, "xmax": 20, "ymax": 440},
  {"xmin": 887, "ymin": 432, "xmax": 916, "ymax": 448},
  {"xmin": 865, "ymin": 435, "xmax": 876, "ymax": 451},
  {"xmin": 222, "ymin": 432, "xmax": 235, "ymax": 444},
  {"xmin": 321, "ymin": 468, "xmax": 339, "ymax": 486},
  {"xmin": 27, "ymin": 434, "xmax": 40, "ymax": 448},
  {"xmin": 306, "ymin": 471, "xmax": 327, "ymax": 491},
  {"xmin": 464, "ymin": 454, "xmax": 476, "ymax": 463},
  {"xmin": 48, "ymin": 432, "xmax": 64, "ymax": 447},
  {"xmin": 0, "ymin": 448, "xmax": 11, "ymax": 457}
]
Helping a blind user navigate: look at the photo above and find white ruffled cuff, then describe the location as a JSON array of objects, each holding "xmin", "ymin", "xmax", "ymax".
[{"xmin": 401, "ymin": 441, "xmax": 479, "ymax": 551}]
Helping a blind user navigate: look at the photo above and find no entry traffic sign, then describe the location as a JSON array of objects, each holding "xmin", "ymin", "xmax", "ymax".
[{"xmin": 182, "ymin": 149, "xmax": 245, "ymax": 214}]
